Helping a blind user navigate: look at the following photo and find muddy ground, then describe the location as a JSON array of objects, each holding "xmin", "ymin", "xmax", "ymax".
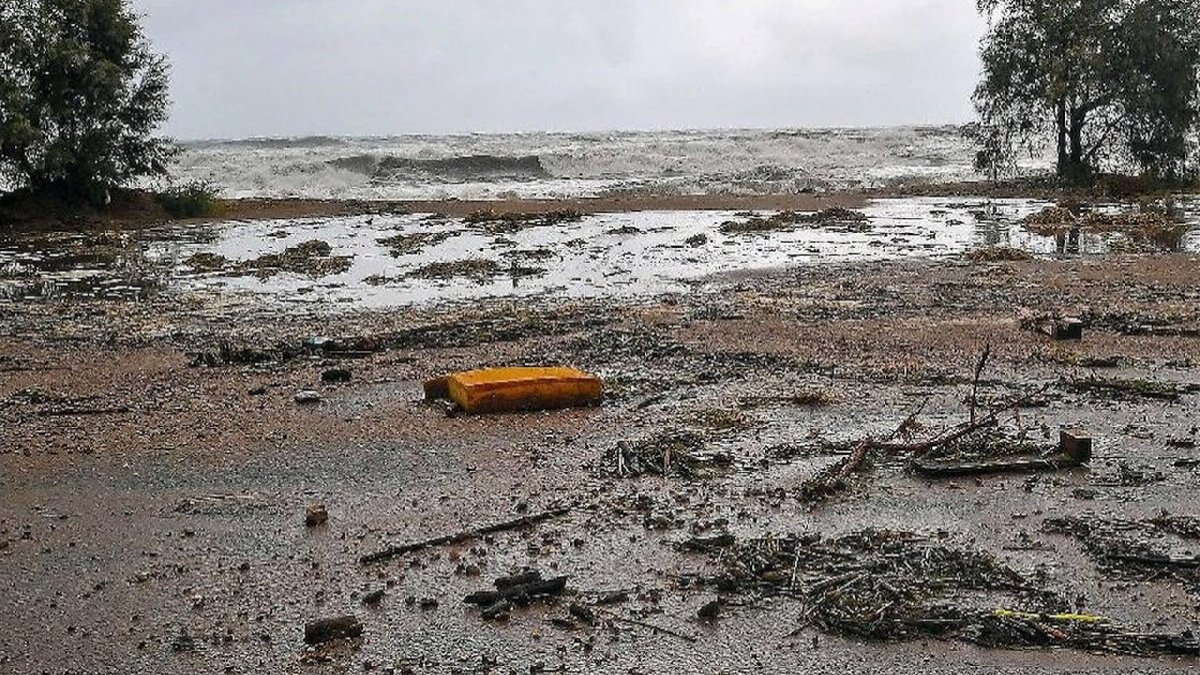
[{"xmin": 4, "ymin": 243, "xmax": 1200, "ymax": 673}]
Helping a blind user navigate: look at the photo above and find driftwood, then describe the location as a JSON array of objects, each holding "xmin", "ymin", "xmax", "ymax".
[
  {"xmin": 801, "ymin": 359, "xmax": 1054, "ymax": 501},
  {"xmin": 359, "ymin": 507, "xmax": 570, "ymax": 564},
  {"xmin": 913, "ymin": 431, "xmax": 1092, "ymax": 478}
]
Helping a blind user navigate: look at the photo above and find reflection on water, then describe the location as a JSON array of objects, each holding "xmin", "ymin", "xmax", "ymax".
[{"xmin": 2, "ymin": 197, "xmax": 1197, "ymax": 307}]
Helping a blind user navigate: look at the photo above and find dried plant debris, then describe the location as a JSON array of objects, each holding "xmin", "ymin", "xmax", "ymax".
[
  {"xmin": 604, "ymin": 430, "xmax": 732, "ymax": 478},
  {"xmin": 719, "ymin": 208, "xmax": 871, "ymax": 235},
  {"xmin": 693, "ymin": 529, "xmax": 1198, "ymax": 656},
  {"xmin": 463, "ymin": 209, "xmax": 584, "ymax": 233},
  {"xmin": 377, "ymin": 231, "xmax": 454, "ymax": 256},
  {"xmin": 1045, "ymin": 514, "xmax": 1200, "ymax": 596}
]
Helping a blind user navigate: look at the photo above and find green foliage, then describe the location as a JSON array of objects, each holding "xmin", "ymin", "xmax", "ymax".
[
  {"xmin": 0, "ymin": 0, "xmax": 175, "ymax": 204},
  {"xmin": 155, "ymin": 181, "xmax": 221, "ymax": 218},
  {"xmin": 975, "ymin": 0, "xmax": 1200, "ymax": 181}
]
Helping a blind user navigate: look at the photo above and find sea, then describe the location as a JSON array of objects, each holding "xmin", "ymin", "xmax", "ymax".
[{"xmin": 170, "ymin": 125, "xmax": 1015, "ymax": 201}]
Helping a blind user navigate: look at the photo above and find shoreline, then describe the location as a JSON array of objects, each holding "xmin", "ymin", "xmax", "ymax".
[{"xmin": 3, "ymin": 178, "xmax": 1197, "ymax": 231}]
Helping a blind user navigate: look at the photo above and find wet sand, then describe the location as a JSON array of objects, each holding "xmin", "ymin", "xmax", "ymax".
[{"xmin": 4, "ymin": 247, "xmax": 1200, "ymax": 672}]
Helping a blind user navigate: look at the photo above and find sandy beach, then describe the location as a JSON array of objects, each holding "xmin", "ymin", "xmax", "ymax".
[{"xmin": 5, "ymin": 199, "xmax": 1200, "ymax": 671}]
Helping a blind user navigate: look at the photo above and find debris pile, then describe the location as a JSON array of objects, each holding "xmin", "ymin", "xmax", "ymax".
[
  {"xmin": 1063, "ymin": 377, "xmax": 1200, "ymax": 402},
  {"xmin": 698, "ymin": 529, "xmax": 1199, "ymax": 655},
  {"xmin": 1021, "ymin": 205, "xmax": 1191, "ymax": 251},
  {"xmin": 1045, "ymin": 514, "xmax": 1200, "ymax": 596}
]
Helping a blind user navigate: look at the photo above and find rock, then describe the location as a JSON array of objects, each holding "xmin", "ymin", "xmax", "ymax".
[
  {"xmin": 171, "ymin": 628, "xmax": 196, "ymax": 653},
  {"xmin": 361, "ymin": 588, "xmax": 385, "ymax": 606},
  {"xmin": 294, "ymin": 390, "xmax": 323, "ymax": 405},
  {"xmin": 568, "ymin": 603, "xmax": 595, "ymax": 624},
  {"xmin": 321, "ymin": 368, "xmax": 352, "ymax": 384},
  {"xmin": 480, "ymin": 599, "xmax": 511, "ymax": 621},
  {"xmin": 698, "ymin": 598, "xmax": 721, "ymax": 620},
  {"xmin": 304, "ymin": 615, "xmax": 363, "ymax": 644},
  {"xmin": 248, "ymin": 386, "xmax": 267, "ymax": 396},
  {"xmin": 305, "ymin": 504, "xmax": 329, "ymax": 527}
]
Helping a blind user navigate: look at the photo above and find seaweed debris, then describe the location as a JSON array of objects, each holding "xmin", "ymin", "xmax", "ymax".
[
  {"xmin": 1063, "ymin": 377, "xmax": 1200, "ymax": 402},
  {"xmin": 719, "ymin": 208, "xmax": 871, "ymax": 235},
  {"xmin": 406, "ymin": 259, "xmax": 503, "ymax": 282},
  {"xmin": 377, "ymin": 231, "xmax": 454, "ymax": 256},
  {"xmin": 184, "ymin": 240, "xmax": 353, "ymax": 279},
  {"xmin": 967, "ymin": 246, "xmax": 1034, "ymax": 262},
  {"xmin": 463, "ymin": 209, "xmax": 584, "ymax": 233}
]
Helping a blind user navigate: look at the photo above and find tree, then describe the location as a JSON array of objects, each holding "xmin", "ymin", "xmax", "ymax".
[
  {"xmin": 0, "ymin": 0, "xmax": 174, "ymax": 204},
  {"xmin": 974, "ymin": 0, "xmax": 1200, "ymax": 181}
]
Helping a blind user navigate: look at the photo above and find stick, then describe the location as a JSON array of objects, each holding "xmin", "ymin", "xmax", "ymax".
[
  {"xmin": 969, "ymin": 343, "xmax": 991, "ymax": 424},
  {"xmin": 359, "ymin": 507, "xmax": 570, "ymax": 564},
  {"xmin": 592, "ymin": 607, "xmax": 697, "ymax": 643}
]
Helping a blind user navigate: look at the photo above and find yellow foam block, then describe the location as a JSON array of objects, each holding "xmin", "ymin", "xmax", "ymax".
[{"xmin": 447, "ymin": 367, "xmax": 603, "ymax": 414}]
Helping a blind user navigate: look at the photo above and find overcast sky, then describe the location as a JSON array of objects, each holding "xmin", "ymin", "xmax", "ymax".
[{"xmin": 133, "ymin": 1, "xmax": 987, "ymax": 139}]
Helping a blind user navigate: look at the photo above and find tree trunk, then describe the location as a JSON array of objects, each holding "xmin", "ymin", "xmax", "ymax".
[
  {"xmin": 1057, "ymin": 106, "xmax": 1089, "ymax": 183},
  {"xmin": 1055, "ymin": 99, "xmax": 1069, "ymax": 174}
]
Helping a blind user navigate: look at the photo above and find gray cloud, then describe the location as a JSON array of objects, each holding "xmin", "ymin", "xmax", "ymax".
[{"xmin": 133, "ymin": 0, "xmax": 985, "ymax": 139}]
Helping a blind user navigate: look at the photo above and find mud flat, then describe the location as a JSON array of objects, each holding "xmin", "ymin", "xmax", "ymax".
[{"xmin": 3, "ymin": 198, "xmax": 1200, "ymax": 672}]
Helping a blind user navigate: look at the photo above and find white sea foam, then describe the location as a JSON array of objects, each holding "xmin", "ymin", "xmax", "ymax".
[{"xmin": 169, "ymin": 126, "xmax": 1049, "ymax": 201}]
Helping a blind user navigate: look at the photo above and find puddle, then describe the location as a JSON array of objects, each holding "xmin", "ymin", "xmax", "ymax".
[{"xmin": 3, "ymin": 197, "xmax": 1199, "ymax": 307}]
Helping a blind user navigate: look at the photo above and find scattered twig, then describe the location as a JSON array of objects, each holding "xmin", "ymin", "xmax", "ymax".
[
  {"xmin": 592, "ymin": 606, "xmax": 697, "ymax": 643},
  {"xmin": 359, "ymin": 508, "xmax": 570, "ymax": 564}
]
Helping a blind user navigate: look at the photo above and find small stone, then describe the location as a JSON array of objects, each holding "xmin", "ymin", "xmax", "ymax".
[
  {"xmin": 171, "ymin": 629, "xmax": 196, "ymax": 653},
  {"xmin": 294, "ymin": 390, "xmax": 323, "ymax": 405},
  {"xmin": 321, "ymin": 368, "xmax": 352, "ymax": 384},
  {"xmin": 305, "ymin": 504, "xmax": 329, "ymax": 527},
  {"xmin": 248, "ymin": 386, "xmax": 267, "ymax": 396}
]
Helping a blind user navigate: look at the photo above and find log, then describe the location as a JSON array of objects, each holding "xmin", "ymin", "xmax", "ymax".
[{"xmin": 912, "ymin": 453, "xmax": 1085, "ymax": 478}]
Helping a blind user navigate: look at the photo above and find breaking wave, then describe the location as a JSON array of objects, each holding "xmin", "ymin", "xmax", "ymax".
[
  {"xmin": 327, "ymin": 154, "xmax": 550, "ymax": 182},
  {"xmin": 170, "ymin": 126, "xmax": 1044, "ymax": 201}
]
